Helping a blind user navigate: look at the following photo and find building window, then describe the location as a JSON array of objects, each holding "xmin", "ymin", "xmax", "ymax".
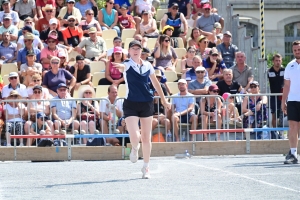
[
  {"xmin": 240, "ymin": 22, "xmax": 258, "ymax": 48},
  {"xmin": 284, "ymin": 22, "xmax": 300, "ymax": 60}
]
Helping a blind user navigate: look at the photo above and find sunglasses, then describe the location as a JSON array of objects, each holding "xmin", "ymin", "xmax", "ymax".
[
  {"xmin": 58, "ymin": 89, "xmax": 67, "ymax": 92},
  {"xmin": 27, "ymin": 55, "xmax": 34, "ymax": 57},
  {"xmin": 196, "ymin": 71, "xmax": 205, "ymax": 74},
  {"xmin": 203, "ymin": 41, "xmax": 209, "ymax": 44},
  {"xmin": 9, "ymin": 77, "xmax": 17, "ymax": 80},
  {"xmin": 250, "ymin": 85, "xmax": 257, "ymax": 89},
  {"xmin": 10, "ymin": 95, "xmax": 18, "ymax": 98},
  {"xmin": 164, "ymin": 40, "xmax": 170, "ymax": 42},
  {"xmin": 3, "ymin": 19, "xmax": 10, "ymax": 21},
  {"xmin": 229, "ymin": 96, "xmax": 234, "ymax": 99},
  {"xmin": 204, "ymin": 8, "xmax": 211, "ymax": 11},
  {"xmin": 108, "ymin": 2, "xmax": 114, "ymax": 4},
  {"xmin": 188, "ymin": 50, "xmax": 195, "ymax": 53},
  {"xmin": 47, "ymin": 40, "xmax": 56, "ymax": 43},
  {"xmin": 68, "ymin": 20, "xmax": 75, "ymax": 22},
  {"xmin": 33, "ymin": 79, "xmax": 41, "ymax": 82},
  {"xmin": 67, "ymin": 2, "xmax": 74, "ymax": 4},
  {"xmin": 211, "ymin": 90, "xmax": 219, "ymax": 93},
  {"xmin": 46, "ymin": 10, "xmax": 53, "ymax": 13},
  {"xmin": 51, "ymin": 62, "xmax": 59, "ymax": 65},
  {"xmin": 211, "ymin": 54, "xmax": 218, "ymax": 56},
  {"xmin": 34, "ymin": 90, "xmax": 41, "ymax": 94},
  {"xmin": 167, "ymin": 29, "xmax": 173, "ymax": 31},
  {"xmin": 87, "ymin": 13, "xmax": 94, "ymax": 15},
  {"xmin": 85, "ymin": 91, "xmax": 92, "ymax": 94},
  {"xmin": 24, "ymin": 40, "xmax": 32, "ymax": 43},
  {"xmin": 172, "ymin": 7, "xmax": 179, "ymax": 10}
]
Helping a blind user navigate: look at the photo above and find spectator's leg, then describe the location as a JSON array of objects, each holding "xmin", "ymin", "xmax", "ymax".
[
  {"xmin": 54, "ymin": 120, "xmax": 61, "ymax": 133},
  {"xmin": 152, "ymin": 118, "xmax": 158, "ymax": 131},
  {"xmin": 171, "ymin": 114, "xmax": 180, "ymax": 141},
  {"xmin": 5, "ymin": 122, "xmax": 13, "ymax": 146},
  {"xmin": 73, "ymin": 120, "xmax": 80, "ymax": 132},
  {"xmin": 189, "ymin": 114, "xmax": 198, "ymax": 140},
  {"xmin": 112, "ymin": 26, "xmax": 121, "ymax": 37},
  {"xmin": 101, "ymin": 26, "xmax": 108, "ymax": 31},
  {"xmin": 216, "ymin": 114, "xmax": 222, "ymax": 140},
  {"xmin": 142, "ymin": 37, "xmax": 148, "ymax": 48},
  {"xmin": 47, "ymin": 120, "xmax": 54, "ymax": 134},
  {"xmin": 134, "ymin": 16, "xmax": 141, "ymax": 27},
  {"xmin": 202, "ymin": 115, "xmax": 208, "ymax": 141},
  {"xmin": 24, "ymin": 121, "xmax": 32, "ymax": 135},
  {"xmin": 99, "ymin": 119, "xmax": 109, "ymax": 134},
  {"xmin": 15, "ymin": 122, "xmax": 24, "ymax": 146},
  {"xmin": 80, "ymin": 120, "xmax": 88, "ymax": 144}
]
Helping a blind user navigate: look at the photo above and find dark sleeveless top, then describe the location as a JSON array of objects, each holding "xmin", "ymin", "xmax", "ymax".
[{"xmin": 166, "ymin": 12, "xmax": 182, "ymax": 37}]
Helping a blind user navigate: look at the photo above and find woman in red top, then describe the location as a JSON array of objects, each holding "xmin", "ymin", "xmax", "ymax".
[{"xmin": 98, "ymin": 46, "xmax": 125, "ymax": 86}]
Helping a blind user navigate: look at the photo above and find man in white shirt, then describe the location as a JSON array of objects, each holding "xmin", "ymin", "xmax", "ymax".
[
  {"xmin": 2, "ymin": 72, "xmax": 28, "ymax": 99},
  {"xmin": 282, "ymin": 40, "xmax": 300, "ymax": 164},
  {"xmin": 0, "ymin": 0, "xmax": 19, "ymax": 26},
  {"xmin": 99, "ymin": 85, "xmax": 124, "ymax": 134}
]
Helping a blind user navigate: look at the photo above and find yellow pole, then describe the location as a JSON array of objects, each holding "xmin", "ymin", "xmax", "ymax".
[{"xmin": 260, "ymin": 0, "xmax": 265, "ymax": 59}]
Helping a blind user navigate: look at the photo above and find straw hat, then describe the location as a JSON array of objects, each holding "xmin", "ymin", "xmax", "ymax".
[
  {"xmin": 42, "ymin": 4, "xmax": 55, "ymax": 12},
  {"xmin": 78, "ymin": 86, "xmax": 95, "ymax": 98},
  {"xmin": 9, "ymin": 90, "xmax": 22, "ymax": 99}
]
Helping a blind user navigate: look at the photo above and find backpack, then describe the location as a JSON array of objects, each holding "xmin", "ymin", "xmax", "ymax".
[
  {"xmin": 38, "ymin": 139, "xmax": 54, "ymax": 147},
  {"xmin": 86, "ymin": 138, "xmax": 106, "ymax": 146}
]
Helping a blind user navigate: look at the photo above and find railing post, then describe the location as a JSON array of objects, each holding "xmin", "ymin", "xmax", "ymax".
[{"xmin": 245, "ymin": 129, "xmax": 252, "ymax": 154}]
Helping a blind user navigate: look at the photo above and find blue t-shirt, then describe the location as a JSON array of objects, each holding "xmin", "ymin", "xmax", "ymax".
[
  {"xmin": 75, "ymin": 1, "xmax": 94, "ymax": 16},
  {"xmin": 171, "ymin": 92, "xmax": 195, "ymax": 113},
  {"xmin": 203, "ymin": 59, "xmax": 226, "ymax": 81},
  {"xmin": 17, "ymin": 47, "xmax": 40, "ymax": 64},
  {"xmin": 50, "ymin": 96, "xmax": 77, "ymax": 120},
  {"xmin": 42, "ymin": 69, "xmax": 73, "ymax": 92},
  {"xmin": 114, "ymin": 0, "xmax": 131, "ymax": 14}
]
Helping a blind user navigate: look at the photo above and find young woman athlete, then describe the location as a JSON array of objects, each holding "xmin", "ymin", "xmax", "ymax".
[{"xmin": 113, "ymin": 40, "xmax": 171, "ymax": 179}]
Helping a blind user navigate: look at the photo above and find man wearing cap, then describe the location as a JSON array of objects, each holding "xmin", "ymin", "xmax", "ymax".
[
  {"xmin": 167, "ymin": 0, "xmax": 191, "ymax": 19},
  {"xmin": 188, "ymin": 66, "xmax": 212, "ymax": 103},
  {"xmin": 107, "ymin": 36, "xmax": 128, "ymax": 58},
  {"xmin": 2, "ymin": 72, "xmax": 28, "ymax": 99},
  {"xmin": 0, "ymin": 14, "xmax": 18, "ymax": 42},
  {"xmin": 185, "ymin": 55, "xmax": 208, "ymax": 82},
  {"xmin": 170, "ymin": 79, "xmax": 198, "ymax": 142},
  {"xmin": 36, "ymin": 4, "xmax": 60, "ymax": 33},
  {"xmin": 17, "ymin": 33, "xmax": 41, "ymax": 69},
  {"xmin": 18, "ymin": 17, "xmax": 40, "ymax": 38},
  {"xmin": 62, "ymin": 15, "xmax": 83, "ymax": 47},
  {"xmin": 195, "ymin": 3, "xmax": 224, "ymax": 32},
  {"xmin": 0, "ymin": 0, "xmax": 19, "ymax": 26},
  {"xmin": 36, "ymin": 0, "xmax": 56, "ymax": 19},
  {"xmin": 118, "ymin": 4, "xmax": 136, "ymax": 30},
  {"xmin": 161, "ymin": 3, "xmax": 188, "ymax": 44},
  {"xmin": 17, "ymin": 26, "xmax": 44, "ymax": 51},
  {"xmin": 40, "ymin": 35, "xmax": 66, "ymax": 70},
  {"xmin": 15, "ymin": 0, "xmax": 37, "ymax": 21},
  {"xmin": 40, "ymin": 18, "xmax": 64, "ymax": 44},
  {"xmin": 20, "ymin": 49, "xmax": 42, "ymax": 86},
  {"xmin": 69, "ymin": 55, "xmax": 91, "ymax": 90},
  {"xmin": 0, "ymin": 31, "xmax": 17, "ymax": 64},
  {"xmin": 58, "ymin": 0, "xmax": 82, "ymax": 27},
  {"xmin": 231, "ymin": 51, "xmax": 253, "ymax": 91},
  {"xmin": 216, "ymin": 31, "xmax": 239, "ymax": 68},
  {"xmin": 75, "ymin": 27, "xmax": 107, "ymax": 61},
  {"xmin": 51, "ymin": 83, "xmax": 80, "ymax": 135}
]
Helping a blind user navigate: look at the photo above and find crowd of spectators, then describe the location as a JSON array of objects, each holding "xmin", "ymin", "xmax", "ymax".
[{"xmin": 0, "ymin": 0, "xmax": 281, "ymax": 146}]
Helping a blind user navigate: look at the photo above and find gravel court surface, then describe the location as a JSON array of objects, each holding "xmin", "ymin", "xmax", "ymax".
[{"xmin": 1, "ymin": 155, "xmax": 300, "ymax": 200}]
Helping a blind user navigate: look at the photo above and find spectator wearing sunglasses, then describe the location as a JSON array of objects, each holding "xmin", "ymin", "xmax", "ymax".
[
  {"xmin": 17, "ymin": 17, "xmax": 40, "ymax": 38},
  {"xmin": 40, "ymin": 18, "xmax": 64, "ymax": 44},
  {"xmin": 0, "ymin": 13, "xmax": 18, "ymax": 42},
  {"xmin": 2, "ymin": 72, "xmax": 28, "ymax": 99},
  {"xmin": 36, "ymin": 4, "xmax": 61, "ymax": 32},
  {"xmin": 75, "ymin": 0, "xmax": 97, "ymax": 18},
  {"xmin": 203, "ymin": 47, "xmax": 226, "ymax": 81},
  {"xmin": 14, "ymin": 0, "xmax": 37, "ymax": 21},
  {"xmin": 98, "ymin": 0, "xmax": 120, "ymax": 37},
  {"xmin": 36, "ymin": 0, "xmax": 56, "ymax": 19},
  {"xmin": 79, "ymin": 9, "xmax": 102, "ymax": 37},
  {"xmin": 17, "ymin": 26, "xmax": 44, "ymax": 51},
  {"xmin": 167, "ymin": 0, "xmax": 191, "ymax": 19},
  {"xmin": 195, "ymin": 3, "xmax": 224, "ymax": 32},
  {"xmin": 16, "ymin": 33, "xmax": 41, "ymax": 69},
  {"xmin": 0, "ymin": 0, "xmax": 19, "ymax": 26},
  {"xmin": 185, "ymin": 55, "xmax": 208, "ymax": 83},
  {"xmin": 27, "ymin": 74, "xmax": 50, "ymax": 99},
  {"xmin": 196, "ymin": 35, "xmax": 210, "ymax": 59},
  {"xmin": 61, "ymin": 15, "xmax": 83, "ymax": 47},
  {"xmin": 58, "ymin": 0, "xmax": 82, "ymax": 28},
  {"xmin": 20, "ymin": 49, "xmax": 42, "ymax": 87},
  {"xmin": 216, "ymin": 31, "xmax": 238, "ymax": 68}
]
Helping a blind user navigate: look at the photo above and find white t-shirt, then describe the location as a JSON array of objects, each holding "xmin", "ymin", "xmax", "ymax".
[
  {"xmin": 2, "ymin": 84, "xmax": 28, "ymax": 98},
  {"xmin": 284, "ymin": 59, "xmax": 300, "ymax": 101},
  {"xmin": 99, "ymin": 96, "xmax": 123, "ymax": 115},
  {"xmin": 107, "ymin": 47, "xmax": 128, "ymax": 57},
  {"xmin": 20, "ymin": 62, "xmax": 43, "ymax": 73},
  {"xmin": 136, "ymin": 0, "xmax": 152, "ymax": 13},
  {"xmin": 3, "ymin": 103, "xmax": 26, "ymax": 122},
  {"xmin": 17, "ymin": 35, "xmax": 41, "ymax": 49},
  {"xmin": 0, "ymin": 11, "xmax": 19, "ymax": 25}
]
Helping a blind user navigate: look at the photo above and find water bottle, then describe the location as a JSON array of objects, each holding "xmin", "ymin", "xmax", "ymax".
[
  {"xmin": 166, "ymin": 130, "xmax": 172, "ymax": 142},
  {"xmin": 240, "ymin": 88, "xmax": 245, "ymax": 94},
  {"xmin": 181, "ymin": 131, "xmax": 186, "ymax": 141},
  {"xmin": 185, "ymin": 150, "xmax": 191, "ymax": 158},
  {"xmin": 175, "ymin": 150, "xmax": 191, "ymax": 159}
]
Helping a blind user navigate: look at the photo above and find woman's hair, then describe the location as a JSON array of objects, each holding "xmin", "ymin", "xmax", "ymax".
[
  {"xmin": 32, "ymin": 74, "xmax": 42, "ymax": 80},
  {"xmin": 85, "ymin": 9, "xmax": 93, "ymax": 15},
  {"xmin": 191, "ymin": 27, "xmax": 200, "ymax": 40},
  {"xmin": 206, "ymin": 55, "xmax": 221, "ymax": 65},
  {"xmin": 111, "ymin": 52, "xmax": 125, "ymax": 62},
  {"xmin": 50, "ymin": 56, "xmax": 60, "ymax": 64},
  {"xmin": 26, "ymin": 54, "xmax": 36, "ymax": 62},
  {"xmin": 187, "ymin": 46, "xmax": 196, "ymax": 52},
  {"xmin": 159, "ymin": 34, "xmax": 171, "ymax": 57},
  {"xmin": 105, "ymin": 0, "xmax": 112, "ymax": 8}
]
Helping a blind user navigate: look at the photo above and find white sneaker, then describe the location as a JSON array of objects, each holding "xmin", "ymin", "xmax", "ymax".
[
  {"xmin": 73, "ymin": 130, "xmax": 79, "ymax": 135},
  {"xmin": 54, "ymin": 130, "xmax": 59, "ymax": 135},
  {"xmin": 19, "ymin": 143, "xmax": 24, "ymax": 147},
  {"xmin": 130, "ymin": 144, "xmax": 140, "ymax": 163},
  {"xmin": 61, "ymin": 130, "xmax": 67, "ymax": 135},
  {"xmin": 141, "ymin": 167, "xmax": 151, "ymax": 179}
]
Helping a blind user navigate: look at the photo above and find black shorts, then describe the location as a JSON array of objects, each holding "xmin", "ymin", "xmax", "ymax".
[
  {"xmin": 123, "ymin": 99, "xmax": 154, "ymax": 118},
  {"xmin": 287, "ymin": 101, "xmax": 300, "ymax": 122},
  {"xmin": 270, "ymin": 96, "xmax": 281, "ymax": 114}
]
